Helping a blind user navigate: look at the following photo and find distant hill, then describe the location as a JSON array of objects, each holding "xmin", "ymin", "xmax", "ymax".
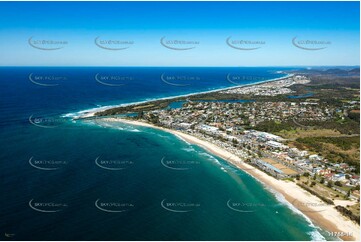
[
  {"xmin": 290, "ymin": 67, "xmax": 360, "ymax": 76},
  {"xmin": 348, "ymin": 68, "xmax": 360, "ymax": 75}
]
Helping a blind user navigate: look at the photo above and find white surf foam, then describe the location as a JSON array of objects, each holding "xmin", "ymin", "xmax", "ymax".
[
  {"xmin": 63, "ymin": 74, "xmax": 293, "ymax": 119},
  {"xmin": 265, "ymin": 186, "xmax": 326, "ymax": 241}
]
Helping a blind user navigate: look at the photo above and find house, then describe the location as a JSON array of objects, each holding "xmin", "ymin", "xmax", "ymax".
[
  {"xmin": 317, "ymin": 168, "xmax": 332, "ymax": 176},
  {"xmin": 265, "ymin": 141, "xmax": 287, "ymax": 149},
  {"xmin": 332, "ymin": 173, "xmax": 347, "ymax": 182},
  {"xmin": 309, "ymin": 154, "xmax": 322, "ymax": 161},
  {"xmin": 197, "ymin": 124, "xmax": 219, "ymax": 135}
]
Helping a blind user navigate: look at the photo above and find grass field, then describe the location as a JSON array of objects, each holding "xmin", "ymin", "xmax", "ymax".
[
  {"xmin": 299, "ymin": 176, "xmax": 347, "ymax": 200},
  {"xmin": 276, "ymin": 128, "xmax": 342, "ymax": 140}
]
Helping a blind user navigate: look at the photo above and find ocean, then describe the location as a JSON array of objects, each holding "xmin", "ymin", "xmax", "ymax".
[{"xmin": 0, "ymin": 67, "xmax": 332, "ymax": 240}]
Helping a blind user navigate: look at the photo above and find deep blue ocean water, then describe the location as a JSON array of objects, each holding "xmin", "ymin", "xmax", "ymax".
[{"xmin": 0, "ymin": 67, "xmax": 332, "ymax": 240}]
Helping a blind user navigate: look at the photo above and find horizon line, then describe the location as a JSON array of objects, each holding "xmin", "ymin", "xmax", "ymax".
[{"xmin": 0, "ymin": 65, "xmax": 359, "ymax": 68}]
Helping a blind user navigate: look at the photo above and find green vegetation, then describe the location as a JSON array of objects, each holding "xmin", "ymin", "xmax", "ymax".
[
  {"xmin": 299, "ymin": 176, "xmax": 348, "ymax": 200},
  {"xmin": 348, "ymin": 110, "xmax": 360, "ymax": 122},
  {"xmin": 335, "ymin": 205, "xmax": 360, "ymax": 224},
  {"xmin": 147, "ymin": 113, "xmax": 160, "ymax": 125},
  {"xmin": 95, "ymin": 100, "xmax": 172, "ymax": 116},
  {"xmin": 255, "ymin": 117, "xmax": 359, "ymax": 136},
  {"xmin": 299, "ymin": 118, "xmax": 360, "ymax": 135},
  {"xmin": 289, "ymin": 69, "xmax": 360, "ymax": 100},
  {"xmin": 297, "ymin": 183, "xmax": 334, "ymax": 205},
  {"xmin": 347, "ymin": 203, "xmax": 360, "ymax": 218},
  {"xmin": 296, "ymin": 136, "xmax": 360, "ymax": 151},
  {"xmin": 291, "ymin": 136, "xmax": 360, "ymax": 173},
  {"xmin": 254, "ymin": 120, "xmax": 295, "ymax": 133},
  {"xmin": 303, "ymin": 172, "xmax": 310, "ymax": 177}
]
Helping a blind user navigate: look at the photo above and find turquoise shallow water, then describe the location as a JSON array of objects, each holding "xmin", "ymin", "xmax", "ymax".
[
  {"xmin": 1, "ymin": 119, "xmax": 332, "ymax": 240},
  {"xmin": 0, "ymin": 67, "xmax": 334, "ymax": 240}
]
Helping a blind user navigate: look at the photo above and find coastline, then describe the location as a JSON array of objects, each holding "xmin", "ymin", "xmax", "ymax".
[
  {"xmin": 102, "ymin": 117, "xmax": 360, "ymax": 241},
  {"xmin": 70, "ymin": 73, "xmax": 293, "ymax": 119}
]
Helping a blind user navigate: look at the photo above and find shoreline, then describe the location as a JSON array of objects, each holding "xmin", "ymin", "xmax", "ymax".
[
  {"xmin": 70, "ymin": 73, "xmax": 293, "ymax": 119},
  {"xmin": 101, "ymin": 117, "xmax": 360, "ymax": 241}
]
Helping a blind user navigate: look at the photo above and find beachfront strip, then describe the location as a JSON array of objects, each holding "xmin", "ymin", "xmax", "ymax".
[
  {"xmin": 92, "ymin": 74, "xmax": 359, "ymax": 199},
  {"xmin": 90, "ymin": 73, "xmax": 360, "ymax": 240},
  {"xmin": 139, "ymin": 110, "xmax": 358, "ymax": 187},
  {"xmin": 136, "ymin": 100, "xmax": 359, "ymax": 192}
]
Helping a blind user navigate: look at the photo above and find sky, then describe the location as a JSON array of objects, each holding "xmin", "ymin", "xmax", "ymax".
[{"xmin": 0, "ymin": 1, "xmax": 359, "ymax": 67}]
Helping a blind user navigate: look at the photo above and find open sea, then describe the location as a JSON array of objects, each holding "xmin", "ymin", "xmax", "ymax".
[{"xmin": 0, "ymin": 67, "xmax": 333, "ymax": 240}]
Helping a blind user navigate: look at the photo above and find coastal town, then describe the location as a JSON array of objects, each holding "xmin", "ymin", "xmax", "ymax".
[
  {"xmin": 222, "ymin": 75, "xmax": 310, "ymax": 96},
  {"xmin": 93, "ymin": 71, "xmax": 360, "ymax": 237},
  {"xmin": 140, "ymin": 99, "xmax": 360, "ymax": 191},
  {"xmin": 95, "ymin": 74, "xmax": 360, "ymax": 195}
]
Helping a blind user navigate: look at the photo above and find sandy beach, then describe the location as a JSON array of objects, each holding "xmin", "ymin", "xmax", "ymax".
[{"xmin": 101, "ymin": 117, "xmax": 360, "ymax": 241}]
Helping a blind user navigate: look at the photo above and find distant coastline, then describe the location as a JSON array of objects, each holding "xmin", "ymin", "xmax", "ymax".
[{"xmin": 70, "ymin": 73, "xmax": 292, "ymax": 119}]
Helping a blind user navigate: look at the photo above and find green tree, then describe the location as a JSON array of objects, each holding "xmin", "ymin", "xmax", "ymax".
[
  {"xmin": 257, "ymin": 151, "xmax": 263, "ymax": 158},
  {"xmin": 137, "ymin": 111, "xmax": 144, "ymax": 119},
  {"xmin": 345, "ymin": 189, "xmax": 351, "ymax": 198},
  {"xmin": 232, "ymin": 139, "xmax": 238, "ymax": 146}
]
